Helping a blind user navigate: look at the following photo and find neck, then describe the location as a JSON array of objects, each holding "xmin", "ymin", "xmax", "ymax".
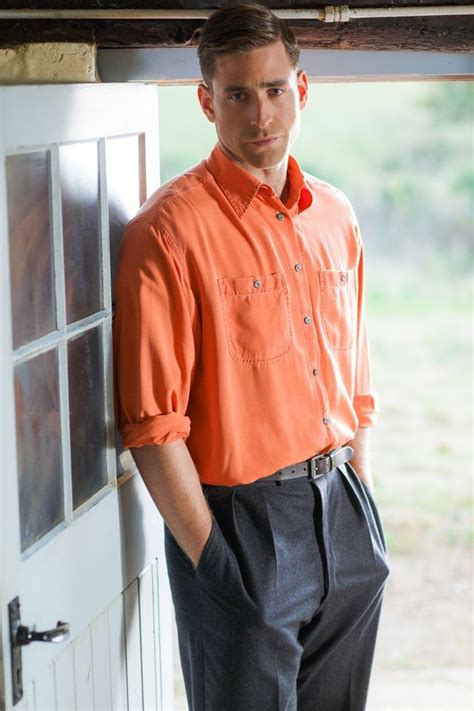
[{"xmin": 218, "ymin": 140, "xmax": 289, "ymax": 201}]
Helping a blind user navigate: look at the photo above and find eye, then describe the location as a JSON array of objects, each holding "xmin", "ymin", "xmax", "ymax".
[
  {"xmin": 269, "ymin": 88, "xmax": 284, "ymax": 97},
  {"xmin": 230, "ymin": 93, "xmax": 246, "ymax": 102}
]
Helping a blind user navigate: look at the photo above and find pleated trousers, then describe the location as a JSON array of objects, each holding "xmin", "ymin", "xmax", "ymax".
[{"xmin": 164, "ymin": 461, "xmax": 390, "ymax": 711}]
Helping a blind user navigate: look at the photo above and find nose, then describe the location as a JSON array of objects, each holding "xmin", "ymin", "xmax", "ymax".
[{"xmin": 249, "ymin": 95, "xmax": 273, "ymax": 131}]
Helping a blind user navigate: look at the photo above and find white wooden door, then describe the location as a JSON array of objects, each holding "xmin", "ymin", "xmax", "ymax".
[{"xmin": 0, "ymin": 84, "xmax": 175, "ymax": 710}]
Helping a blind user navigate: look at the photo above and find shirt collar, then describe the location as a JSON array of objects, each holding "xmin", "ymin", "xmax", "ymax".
[{"xmin": 205, "ymin": 142, "xmax": 313, "ymax": 219}]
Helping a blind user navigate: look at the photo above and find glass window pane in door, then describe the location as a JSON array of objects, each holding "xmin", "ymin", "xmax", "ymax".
[
  {"xmin": 60, "ymin": 141, "xmax": 102, "ymax": 324},
  {"xmin": 6, "ymin": 151, "xmax": 56, "ymax": 349},
  {"xmin": 14, "ymin": 349, "xmax": 64, "ymax": 552},
  {"xmin": 68, "ymin": 327, "xmax": 107, "ymax": 508}
]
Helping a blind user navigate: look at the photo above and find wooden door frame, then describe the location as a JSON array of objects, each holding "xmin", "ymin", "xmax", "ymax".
[{"xmin": 97, "ymin": 47, "xmax": 474, "ymax": 83}]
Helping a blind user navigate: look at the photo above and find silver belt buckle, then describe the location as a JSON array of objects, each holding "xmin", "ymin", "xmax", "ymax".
[{"xmin": 309, "ymin": 451, "xmax": 333, "ymax": 479}]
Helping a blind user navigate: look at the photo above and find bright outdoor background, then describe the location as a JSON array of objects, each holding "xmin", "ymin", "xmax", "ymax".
[{"xmin": 158, "ymin": 80, "xmax": 473, "ymax": 710}]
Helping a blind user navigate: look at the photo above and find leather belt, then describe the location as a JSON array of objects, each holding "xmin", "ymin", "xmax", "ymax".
[{"xmin": 257, "ymin": 446, "xmax": 354, "ymax": 483}]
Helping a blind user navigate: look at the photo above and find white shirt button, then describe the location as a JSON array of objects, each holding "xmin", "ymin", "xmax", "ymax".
[
  {"xmin": 276, "ymin": 212, "xmax": 285, "ymax": 221},
  {"xmin": 253, "ymin": 279, "xmax": 262, "ymax": 288},
  {"xmin": 295, "ymin": 263, "xmax": 302, "ymax": 272},
  {"xmin": 304, "ymin": 316, "xmax": 312, "ymax": 325},
  {"xmin": 323, "ymin": 416, "xmax": 330, "ymax": 425}
]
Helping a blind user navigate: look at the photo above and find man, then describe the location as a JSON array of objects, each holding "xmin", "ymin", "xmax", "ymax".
[{"xmin": 112, "ymin": 3, "xmax": 390, "ymax": 710}]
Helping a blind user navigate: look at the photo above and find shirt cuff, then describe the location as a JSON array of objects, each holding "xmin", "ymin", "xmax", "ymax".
[
  {"xmin": 353, "ymin": 392, "xmax": 380, "ymax": 428},
  {"xmin": 120, "ymin": 412, "xmax": 191, "ymax": 448}
]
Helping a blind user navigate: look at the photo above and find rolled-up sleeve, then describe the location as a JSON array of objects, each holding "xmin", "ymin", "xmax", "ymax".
[
  {"xmin": 352, "ymin": 212, "xmax": 380, "ymax": 428},
  {"xmin": 112, "ymin": 218, "xmax": 200, "ymax": 448}
]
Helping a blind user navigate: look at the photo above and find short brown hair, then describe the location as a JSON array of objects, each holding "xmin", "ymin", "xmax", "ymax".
[{"xmin": 197, "ymin": 2, "xmax": 300, "ymax": 89}]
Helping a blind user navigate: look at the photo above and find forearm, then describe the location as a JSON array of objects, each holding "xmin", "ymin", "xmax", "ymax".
[
  {"xmin": 130, "ymin": 438, "xmax": 212, "ymax": 569},
  {"xmin": 346, "ymin": 427, "xmax": 374, "ymax": 493}
]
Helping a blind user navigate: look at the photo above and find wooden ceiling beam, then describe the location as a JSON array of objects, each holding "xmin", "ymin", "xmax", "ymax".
[
  {"xmin": 1, "ymin": 1, "xmax": 474, "ymax": 8},
  {"xmin": 0, "ymin": 15, "xmax": 472, "ymax": 51}
]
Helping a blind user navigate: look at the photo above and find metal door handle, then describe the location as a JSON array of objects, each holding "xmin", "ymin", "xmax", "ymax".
[
  {"xmin": 16, "ymin": 620, "xmax": 70, "ymax": 645},
  {"xmin": 9, "ymin": 596, "xmax": 71, "ymax": 703}
]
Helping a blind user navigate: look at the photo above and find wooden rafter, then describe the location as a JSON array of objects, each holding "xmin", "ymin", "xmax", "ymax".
[{"xmin": 0, "ymin": 2, "xmax": 473, "ymax": 51}]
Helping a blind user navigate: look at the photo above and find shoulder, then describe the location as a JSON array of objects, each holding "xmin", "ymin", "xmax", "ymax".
[
  {"xmin": 127, "ymin": 158, "xmax": 212, "ymax": 229},
  {"xmin": 303, "ymin": 170, "xmax": 357, "ymax": 218}
]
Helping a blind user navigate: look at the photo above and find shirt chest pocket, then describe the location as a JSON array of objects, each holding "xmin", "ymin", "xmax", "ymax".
[
  {"xmin": 217, "ymin": 272, "xmax": 293, "ymax": 363},
  {"xmin": 319, "ymin": 269, "xmax": 357, "ymax": 350}
]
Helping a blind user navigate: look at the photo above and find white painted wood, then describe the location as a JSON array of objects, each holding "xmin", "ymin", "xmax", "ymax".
[
  {"xmin": 98, "ymin": 137, "xmax": 120, "ymax": 492},
  {"xmin": 150, "ymin": 560, "xmax": 163, "ymax": 711},
  {"xmin": 31, "ymin": 662, "xmax": 56, "ymax": 710},
  {"xmin": 0, "ymin": 85, "xmax": 160, "ymax": 200},
  {"xmin": 0, "ymin": 87, "xmax": 23, "ymax": 711},
  {"xmin": 0, "ymin": 84, "xmax": 176, "ymax": 710},
  {"xmin": 90, "ymin": 610, "xmax": 113, "ymax": 711},
  {"xmin": 20, "ymin": 490, "xmax": 124, "ymax": 677},
  {"xmin": 139, "ymin": 564, "xmax": 159, "ymax": 710},
  {"xmin": 119, "ymin": 467, "xmax": 167, "ymax": 586},
  {"xmin": 107, "ymin": 594, "xmax": 128, "ymax": 710},
  {"xmin": 155, "ymin": 560, "xmax": 175, "ymax": 711},
  {"xmin": 0, "ymin": 106, "xmax": 6, "ymax": 711},
  {"xmin": 123, "ymin": 580, "xmax": 144, "ymax": 710},
  {"xmin": 73, "ymin": 625, "xmax": 94, "ymax": 710},
  {"xmin": 97, "ymin": 47, "xmax": 474, "ymax": 83},
  {"xmin": 11, "ymin": 558, "xmax": 177, "ymax": 710},
  {"xmin": 13, "ymin": 680, "xmax": 33, "ymax": 710},
  {"xmin": 53, "ymin": 643, "xmax": 75, "ymax": 710}
]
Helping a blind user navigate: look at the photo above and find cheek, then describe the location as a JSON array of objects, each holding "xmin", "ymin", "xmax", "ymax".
[
  {"xmin": 282, "ymin": 99, "xmax": 298, "ymax": 122},
  {"xmin": 220, "ymin": 111, "xmax": 250, "ymax": 139},
  {"xmin": 216, "ymin": 106, "xmax": 240, "ymax": 128}
]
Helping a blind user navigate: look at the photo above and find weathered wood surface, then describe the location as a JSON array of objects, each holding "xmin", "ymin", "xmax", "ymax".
[
  {"xmin": 1, "ymin": 1, "xmax": 473, "ymax": 50},
  {"xmin": 1, "ymin": 1, "xmax": 474, "ymax": 8},
  {"xmin": 0, "ymin": 16, "xmax": 473, "ymax": 51}
]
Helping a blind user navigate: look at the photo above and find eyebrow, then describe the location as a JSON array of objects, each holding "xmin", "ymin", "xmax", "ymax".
[{"xmin": 223, "ymin": 79, "xmax": 288, "ymax": 92}]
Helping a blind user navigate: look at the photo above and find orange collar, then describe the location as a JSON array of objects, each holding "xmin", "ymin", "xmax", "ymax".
[{"xmin": 206, "ymin": 142, "xmax": 313, "ymax": 218}]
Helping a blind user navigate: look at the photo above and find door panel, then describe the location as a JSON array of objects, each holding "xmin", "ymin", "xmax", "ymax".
[
  {"xmin": 0, "ymin": 84, "xmax": 174, "ymax": 710},
  {"xmin": 53, "ymin": 643, "xmax": 75, "ymax": 710}
]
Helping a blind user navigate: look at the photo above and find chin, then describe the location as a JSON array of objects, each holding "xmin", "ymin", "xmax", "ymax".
[{"xmin": 246, "ymin": 149, "xmax": 286, "ymax": 169}]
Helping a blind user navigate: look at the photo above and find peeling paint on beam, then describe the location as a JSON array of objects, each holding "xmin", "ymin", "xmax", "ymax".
[{"xmin": 0, "ymin": 16, "xmax": 472, "ymax": 52}]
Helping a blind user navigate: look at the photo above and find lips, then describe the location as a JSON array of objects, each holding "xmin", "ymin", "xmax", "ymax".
[{"xmin": 250, "ymin": 137, "xmax": 278, "ymax": 146}]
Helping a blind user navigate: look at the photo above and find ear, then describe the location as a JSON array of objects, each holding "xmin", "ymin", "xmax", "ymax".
[
  {"xmin": 197, "ymin": 82, "xmax": 216, "ymax": 123},
  {"xmin": 296, "ymin": 69, "xmax": 309, "ymax": 111}
]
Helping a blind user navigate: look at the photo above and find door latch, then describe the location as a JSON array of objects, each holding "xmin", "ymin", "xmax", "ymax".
[{"xmin": 8, "ymin": 596, "xmax": 70, "ymax": 704}]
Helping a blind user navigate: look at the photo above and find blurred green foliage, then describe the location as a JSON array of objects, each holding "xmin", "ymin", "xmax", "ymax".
[{"xmin": 419, "ymin": 81, "xmax": 474, "ymax": 124}]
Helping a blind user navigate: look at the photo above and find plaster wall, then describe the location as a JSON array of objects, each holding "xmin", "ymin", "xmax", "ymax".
[{"xmin": 0, "ymin": 43, "xmax": 97, "ymax": 83}]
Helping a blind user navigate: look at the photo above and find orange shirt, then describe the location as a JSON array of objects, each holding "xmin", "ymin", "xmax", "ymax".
[{"xmin": 112, "ymin": 142, "xmax": 379, "ymax": 486}]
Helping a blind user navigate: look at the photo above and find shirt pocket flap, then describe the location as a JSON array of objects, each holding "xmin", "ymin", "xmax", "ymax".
[
  {"xmin": 218, "ymin": 271, "xmax": 286, "ymax": 296},
  {"xmin": 319, "ymin": 268, "xmax": 357, "ymax": 350},
  {"xmin": 318, "ymin": 269, "xmax": 356, "ymax": 289}
]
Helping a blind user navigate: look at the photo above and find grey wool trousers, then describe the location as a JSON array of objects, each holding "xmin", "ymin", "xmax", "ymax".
[{"xmin": 164, "ymin": 461, "xmax": 390, "ymax": 711}]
